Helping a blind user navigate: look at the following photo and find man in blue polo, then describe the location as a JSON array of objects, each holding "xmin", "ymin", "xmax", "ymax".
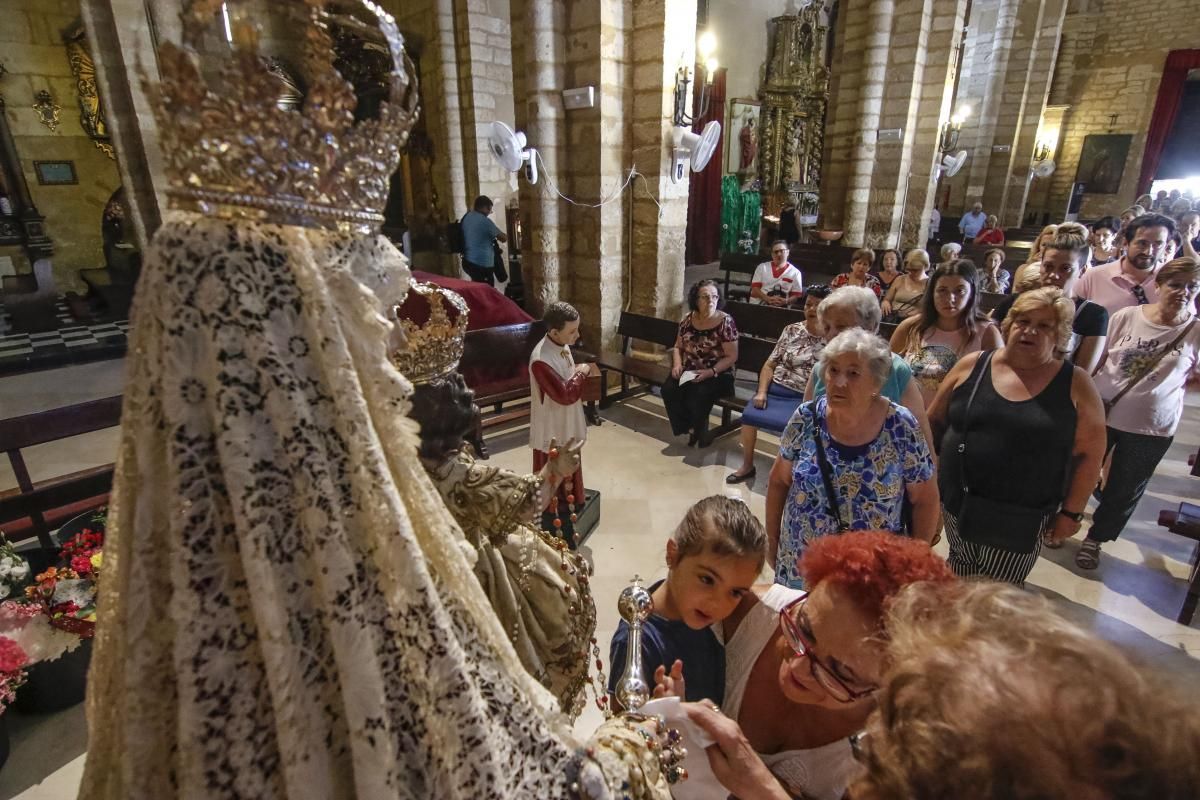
[
  {"xmin": 460, "ymin": 194, "xmax": 508, "ymax": 286},
  {"xmin": 958, "ymin": 201, "xmax": 987, "ymax": 241}
]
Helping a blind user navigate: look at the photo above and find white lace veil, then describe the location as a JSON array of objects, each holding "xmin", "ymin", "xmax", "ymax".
[{"xmin": 79, "ymin": 214, "xmax": 580, "ymax": 798}]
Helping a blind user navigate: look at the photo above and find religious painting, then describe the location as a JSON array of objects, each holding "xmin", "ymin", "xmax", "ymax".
[
  {"xmin": 1074, "ymin": 134, "xmax": 1132, "ymax": 195},
  {"xmin": 726, "ymin": 99, "xmax": 760, "ymax": 177}
]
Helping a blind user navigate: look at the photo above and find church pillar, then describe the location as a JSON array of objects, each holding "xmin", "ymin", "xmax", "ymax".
[
  {"xmin": 628, "ymin": 0, "xmax": 694, "ymax": 323},
  {"xmin": 511, "ymin": 0, "xmax": 568, "ymax": 314},
  {"xmin": 513, "ymin": 0, "xmax": 687, "ymax": 349},
  {"xmin": 998, "ymin": 0, "xmax": 1067, "ymax": 226},
  {"xmin": 842, "ymin": 0, "xmax": 895, "ymax": 245},
  {"xmin": 822, "ymin": 0, "xmax": 968, "ymax": 248}
]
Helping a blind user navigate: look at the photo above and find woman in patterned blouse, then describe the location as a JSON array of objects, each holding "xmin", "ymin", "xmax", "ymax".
[
  {"xmin": 727, "ymin": 284, "xmax": 832, "ymax": 484},
  {"xmin": 662, "ymin": 279, "xmax": 740, "ymax": 447},
  {"xmin": 830, "ymin": 248, "xmax": 883, "ymax": 298},
  {"xmin": 767, "ymin": 329, "xmax": 938, "ymax": 588}
]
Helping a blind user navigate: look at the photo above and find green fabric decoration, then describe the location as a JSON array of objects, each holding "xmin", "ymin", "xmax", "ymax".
[{"xmin": 719, "ymin": 175, "xmax": 762, "ymax": 255}]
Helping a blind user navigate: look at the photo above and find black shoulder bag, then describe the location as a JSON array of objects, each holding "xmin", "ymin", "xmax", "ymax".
[
  {"xmin": 808, "ymin": 406, "xmax": 848, "ymax": 530},
  {"xmin": 954, "ymin": 351, "xmax": 1054, "ymax": 553}
]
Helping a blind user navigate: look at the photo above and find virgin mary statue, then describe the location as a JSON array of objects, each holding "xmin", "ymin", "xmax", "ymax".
[{"xmin": 78, "ymin": 2, "xmax": 672, "ymax": 798}]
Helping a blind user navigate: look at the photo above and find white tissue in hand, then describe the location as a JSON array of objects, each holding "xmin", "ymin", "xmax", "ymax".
[{"xmin": 640, "ymin": 697, "xmax": 725, "ymax": 799}]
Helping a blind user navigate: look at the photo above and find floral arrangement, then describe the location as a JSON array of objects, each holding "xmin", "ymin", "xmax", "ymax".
[
  {"xmin": 25, "ymin": 517, "xmax": 105, "ymax": 638},
  {"xmin": 0, "ymin": 636, "xmax": 27, "ymax": 714},
  {"xmin": 0, "ymin": 538, "xmax": 30, "ymax": 600}
]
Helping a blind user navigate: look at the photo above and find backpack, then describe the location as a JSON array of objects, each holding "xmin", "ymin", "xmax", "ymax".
[{"xmin": 446, "ymin": 215, "xmax": 466, "ymax": 254}]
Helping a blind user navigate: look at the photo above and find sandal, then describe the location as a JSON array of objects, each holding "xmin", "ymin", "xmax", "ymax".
[{"xmin": 1075, "ymin": 539, "xmax": 1101, "ymax": 570}]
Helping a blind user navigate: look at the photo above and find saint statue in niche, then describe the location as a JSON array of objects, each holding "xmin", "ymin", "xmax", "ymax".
[{"xmin": 739, "ymin": 114, "xmax": 758, "ymax": 171}]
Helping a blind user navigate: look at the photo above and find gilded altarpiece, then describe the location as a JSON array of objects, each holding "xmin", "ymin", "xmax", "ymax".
[{"xmin": 756, "ymin": 9, "xmax": 829, "ymax": 220}]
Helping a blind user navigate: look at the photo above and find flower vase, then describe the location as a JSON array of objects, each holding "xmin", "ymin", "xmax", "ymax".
[{"xmin": 14, "ymin": 637, "xmax": 93, "ymax": 713}]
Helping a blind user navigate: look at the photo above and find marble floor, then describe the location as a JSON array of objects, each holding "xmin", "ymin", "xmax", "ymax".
[{"xmin": 1, "ymin": 357, "xmax": 1198, "ymax": 797}]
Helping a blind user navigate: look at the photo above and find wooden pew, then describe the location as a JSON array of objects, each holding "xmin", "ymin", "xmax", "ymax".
[
  {"xmin": 719, "ymin": 253, "xmax": 762, "ymax": 302},
  {"xmin": 593, "ymin": 312, "xmax": 679, "ymax": 408},
  {"xmin": 0, "ymin": 396, "xmax": 122, "ymax": 549},
  {"xmin": 458, "ymin": 321, "xmax": 599, "ymax": 456},
  {"xmin": 724, "ymin": 300, "xmax": 804, "ymax": 342},
  {"xmin": 710, "ymin": 336, "xmax": 779, "ymax": 440},
  {"xmin": 1156, "ymin": 501, "xmax": 1200, "ymax": 625}
]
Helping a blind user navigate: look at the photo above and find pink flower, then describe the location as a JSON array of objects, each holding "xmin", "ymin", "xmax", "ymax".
[{"xmin": 0, "ymin": 637, "xmax": 27, "ymax": 673}]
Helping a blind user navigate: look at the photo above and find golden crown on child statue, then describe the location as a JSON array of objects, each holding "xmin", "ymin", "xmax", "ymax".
[
  {"xmin": 390, "ymin": 282, "xmax": 470, "ymax": 384},
  {"xmin": 147, "ymin": 0, "xmax": 420, "ymax": 233}
]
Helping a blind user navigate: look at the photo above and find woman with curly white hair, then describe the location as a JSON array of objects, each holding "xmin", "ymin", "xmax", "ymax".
[
  {"xmin": 768, "ymin": 329, "xmax": 939, "ymax": 587},
  {"xmin": 927, "ymin": 287, "xmax": 1106, "ymax": 583}
]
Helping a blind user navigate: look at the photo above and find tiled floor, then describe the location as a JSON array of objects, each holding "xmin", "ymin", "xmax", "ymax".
[
  {"xmin": 0, "ymin": 300, "xmax": 129, "ymax": 378},
  {"xmin": 2, "ymin": 357, "xmax": 1198, "ymax": 797}
]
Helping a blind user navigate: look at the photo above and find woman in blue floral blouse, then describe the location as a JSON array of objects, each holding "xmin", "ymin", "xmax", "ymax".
[{"xmin": 766, "ymin": 328, "xmax": 939, "ymax": 588}]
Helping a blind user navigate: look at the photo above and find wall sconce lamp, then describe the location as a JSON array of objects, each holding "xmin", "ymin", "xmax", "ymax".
[
  {"xmin": 673, "ymin": 30, "xmax": 719, "ymax": 127},
  {"xmin": 1032, "ymin": 141, "xmax": 1051, "ymax": 162},
  {"xmin": 939, "ymin": 105, "xmax": 971, "ymax": 154}
]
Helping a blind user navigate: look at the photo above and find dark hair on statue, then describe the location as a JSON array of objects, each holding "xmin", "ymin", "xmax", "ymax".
[
  {"xmin": 409, "ymin": 372, "xmax": 478, "ymax": 462},
  {"xmin": 1123, "ymin": 212, "xmax": 1176, "ymax": 246},
  {"xmin": 687, "ymin": 279, "xmax": 722, "ymax": 312},
  {"xmin": 671, "ymin": 495, "xmax": 767, "ymax": 571},
  {"xmin": 543, "ymin": 301, "xmax": 580, "ymax": 332}
]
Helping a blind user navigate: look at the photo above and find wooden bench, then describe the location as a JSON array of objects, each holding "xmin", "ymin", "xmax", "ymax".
[
  {"xmin": 0, "ymin": 396, "xmax": 122, "ymax": 549},
  {"xmin": 711, "ymin": 335, "xmax": 779, "ymax": 440},
  {"xmin": 593, "ymin": 312, "xmax": 679, "ymax": 408},
  {"xmin": 1156, "ymin": 501, "xmax": 1200, "ymax": 625},
  {"xmin": 719, "ymin": 253, "xmax": 762, "ymax": 302},
  {"xmin": 725, "ymin": 300, "xmax": 803, "ymax": 342}
]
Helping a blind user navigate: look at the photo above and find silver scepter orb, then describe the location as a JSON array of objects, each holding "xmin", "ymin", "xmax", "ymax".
[{"xmin": 615, "ymin": 575, "xmax": 655, "ymax": 712}]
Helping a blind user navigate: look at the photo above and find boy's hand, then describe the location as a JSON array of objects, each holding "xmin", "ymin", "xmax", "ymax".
[{"xmin": 652, "ymin": 659, "xmax": 686, "ymax": 699}]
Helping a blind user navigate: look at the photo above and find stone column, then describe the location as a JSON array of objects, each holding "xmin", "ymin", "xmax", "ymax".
[
  {"xmin": 628, "ymin": 0, "xmax": 694, "ymax": 323},
  {"xmin": 998, "ymin": 0, "xmax": 1067, "ymax": 225},
  {"xmin": 821, "ymin": 0, "xmax": 968, "ymax": 249},
  {"xmin": 512, "ymin": 0, "xmax": 568, "ymax": 313},
  {"xmin": 842, "ymin": 0, "xmax": 895, "ymax": 245}
]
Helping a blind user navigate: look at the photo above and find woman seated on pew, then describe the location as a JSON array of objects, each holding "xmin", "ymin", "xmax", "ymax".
[
  {"xmin": 875, "ymin": 249, "xmax": 902, "ymax": 293},
  {"xmin": 727, "ymin": 284, "xmax": 833, "ymax": 484},
  {"xmin": 972, "ymin": 215, "xmax": 1006, "ymax": 246},
  {"xmin": 662, "ymin": 279, "xmax": 740, "ymax": 448},
  {"xmin": 1012, "ymin": 223, "xmax": 1058, "ymax": 288},
  {"xmin": 979, "ymin": 248, "xmax": 1011, "ymax": 294},
  {"xmin": 831, "ymin": 248, "xmax": 883, "ymax": 298},
  {"xmin": 880, "ymin": 249, "xmax": 930, "ymax": 322}
]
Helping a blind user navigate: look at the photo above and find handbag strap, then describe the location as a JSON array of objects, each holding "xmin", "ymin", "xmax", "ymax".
[
  {"xmin": 957, "ymin": 350, "xmax": 995, "ymax": 498},
  {"xmin": 808, "ymin": 404, "xmax": 848, "ymax": 529},
  {"xmin": 1105, "ymin": 317, "xmax": 1196, "ymax": 412}
]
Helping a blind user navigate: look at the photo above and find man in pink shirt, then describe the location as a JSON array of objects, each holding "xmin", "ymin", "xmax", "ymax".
[{"xmin": 1074, "ymin": 213, "xmax": 1175, "ymax": 313}]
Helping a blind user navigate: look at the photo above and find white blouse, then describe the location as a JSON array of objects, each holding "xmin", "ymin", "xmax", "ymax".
[{"xmin": 717, "ymin": 584, "xmax": 862, "ymax": 800}]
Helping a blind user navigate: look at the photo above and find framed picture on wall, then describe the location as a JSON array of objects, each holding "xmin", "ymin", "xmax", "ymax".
[
  {"xmin": 33, "ymin": 161, "xmax": 78, "ymax": 186},
  {"xmin": 1073, "ymin": 134, "xmax": 1132, "ymax": 195},
  {"xmin": 726, "ymin": 99, "xmax": 760, "ymax": 176}
]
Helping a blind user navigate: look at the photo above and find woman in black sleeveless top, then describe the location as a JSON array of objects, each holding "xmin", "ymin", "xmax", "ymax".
[{"xmin": 928, "ymin": 287, "xmax": 1106, "ymax": 584}]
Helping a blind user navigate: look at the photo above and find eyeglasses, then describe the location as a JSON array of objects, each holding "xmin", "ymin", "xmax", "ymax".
[
  {"xmin": 779, "ymin": 594, "xmax": 878, "ymax": 703},
  {"xmin": 1131, "ymin": 285, "xmax": 1150, "ymax": 305}
]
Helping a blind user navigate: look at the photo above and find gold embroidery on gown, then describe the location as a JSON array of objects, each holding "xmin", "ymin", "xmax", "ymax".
[{"xmin": 427, "ymin": 449, "xmax": 598, "ymax": 718}]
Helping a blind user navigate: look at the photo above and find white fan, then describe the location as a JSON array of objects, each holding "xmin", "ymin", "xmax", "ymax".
[
  {"xmin": 487, "ymin": 121, "xmax": 539, "ymax": 184},
  {"xmin": 938, "ymin": 150, "xmax": 968, "ymax": 179},
  {"xmin": 1031, "ymin": 159, "xmax": 1056, "ymax": 179},
  {"xmin": 670, "ymin": 121, "xmax": 722, "ymax": 184}
]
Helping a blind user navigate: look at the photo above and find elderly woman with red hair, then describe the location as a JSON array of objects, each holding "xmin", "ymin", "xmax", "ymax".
[{"xmin": 655, "ymin": 531, "xmax": 954, "ymax": 800}]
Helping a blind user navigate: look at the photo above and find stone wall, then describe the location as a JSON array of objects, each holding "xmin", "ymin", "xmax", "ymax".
[
  {"xmin": 2, "ymin": 0, "xmax": 122, "ymax": 290},
  {"xmin": 1031, "ymin": 0, "xmax": 1199, "ymax": 220}
]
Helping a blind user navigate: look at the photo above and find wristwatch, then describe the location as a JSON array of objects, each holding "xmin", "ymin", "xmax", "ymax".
[{"xmin": 1058, "ymin": 508, "xmax": 1084, "ymax": 523}]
